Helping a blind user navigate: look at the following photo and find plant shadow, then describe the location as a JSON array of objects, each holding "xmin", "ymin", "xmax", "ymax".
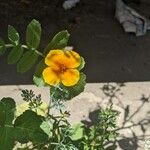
[{"xmin": 81, "ymin": 83, "xmax": 150, "ymax": 150}]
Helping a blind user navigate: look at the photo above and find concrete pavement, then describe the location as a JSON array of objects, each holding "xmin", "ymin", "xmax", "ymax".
[{"xmin": 0, "ymin": 82, "xmax": 150, "ymax": 150}]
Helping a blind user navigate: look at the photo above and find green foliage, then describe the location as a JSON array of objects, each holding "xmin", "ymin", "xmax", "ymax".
[
  {"xmin": 26, "ymin": 19, "xmax": 41, "ymax": 50},
  {"xmin": 0, "ymin": 97, "xmax": 16, "ymax": 126},
  {"xmin": 21, "ymin": 89, "xmax": 42, "ymax": 110},
  {"xmin": 0, "ymin": 19, "xmax": 120, "ymax": 150},
  {"xmin": 71, "ymin": 123, "xmax": 84, "ymax": 141},
  {"xmin": 33, "ymin": 59, "xmax": 47, "ymax": 87},
  {"xmin": 45, "ymin": 111, "xmax": 79, "ymax": 150},
  {"xmin": 0, "ymin": 126, "xmax": 15, "ymax": 150},
  {"xmin": 33, "ymin": 75, "xmax": 46, "ymax": 87},
  {"xmin": 0, "ymin": 90, "xmax": 119, "ymax": 150},
  {"xmin": 88, "ymin": 106, "xmax": 119, "ymax": 149},
  {"xmin": 0, "ymin": 98, "xmax": 16, "ymax": 150},
  {"xmin": 0, "ymin": 19, "xmax": 83, "ymax": 80},
  {"xmin": 34, "ymin": 59, "xmax": 46, "ymax": 76},
  {"xmin": 72, "ymin": 106, "xmax": 119, "ymax": 150},
  {"xmin": 40, "ymin": 121, "xmax": 52, "ymax": 137},
  {"xmin": 44, "ymin": 30, "xmax": 70, "ymax": 54},
  {"xmin": 63, "ymin": 73, "xmax": 86, "ymax": 100},
  {"xmin": 78, "ymin": 57, "xmax": 85, "ymax": 71},
  {"xmin": 0, "ymin": 39, "xmax": 6, "ymax": 55},
  {"xmin": 8, "ymin": 25, "xmax": 20, "ymax": 46},
  {"xmin": 0, "ymin": 97, "xmax": 48, "ymax": 150},
  {"xmin": 0, "ymin": 20, "xmax": 42, "ymax": 73},
  {"xmin": 7, "ymin": 44, "xmax": 23, "ymax": 64},
  {"xmin": 14, "ymin": 110, "xmax": 48, "ymax": 144},
  {"xmin": 17, "ymin": 51, "xmax": 39, "ymax": 73},
  {"xmin": 50, "ymin": 73, "xmax": 86, "ymax": 103}
]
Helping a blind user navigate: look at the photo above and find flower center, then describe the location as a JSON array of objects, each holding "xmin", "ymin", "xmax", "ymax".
[
  {"xmin": 59, "ymin": 64, "xmax": 67, "ymax": 73},
  {"xmin": 53, "ymin": 63, "xmax": 67, "ymax": 75}
]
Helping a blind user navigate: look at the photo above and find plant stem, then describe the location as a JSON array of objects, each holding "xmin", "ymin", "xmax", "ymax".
[
  {"xmin": 47, "ymin": 96, "xmax": 52, "ymax": 116},
  {"xmin": 5, "ymin": 44, "xmax": 44, "ymax": 57},
  {"xmin": 5, "ymin": 44, "xmax": 12, "ymax": 48},
  {"xmin": 91, "ymin": 146, "xmax": 94, "ymax": 150},
  {"xmin": 47, "ymin": 87, "xmax": 53, "ymax": 116}
]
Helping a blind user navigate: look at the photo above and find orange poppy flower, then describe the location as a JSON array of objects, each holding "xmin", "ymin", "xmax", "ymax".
[{"xmin": 42, "ymin": 49, "xmax": 81, "ymax": 86}]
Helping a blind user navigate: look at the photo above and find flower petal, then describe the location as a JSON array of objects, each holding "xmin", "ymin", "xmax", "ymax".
[
  {"xmin": 61, "ymin": 69, "xmax": 80, "ymax": 86},
  {"xmin": 45, "ymin": 49, "xmax": 81, "ymax": 69},
  {"xmin": 63, "ymin": 50, "xmax": 81, "ymax": 68},
  {"xmin": 42, "ymin": 67, "xmax": 60, "ymax": 85},
  {"xmin": 45, "ymin": 49, "xmax": 64, "ymax": 67}
]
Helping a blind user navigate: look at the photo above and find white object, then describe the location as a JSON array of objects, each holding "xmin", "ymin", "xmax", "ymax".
[
  {"xmin": 115, "ymin": 0, "xmax": 150, "ymax": 36},
  {"xmin": 63, "ymin": 0, "xmax": 80, "ymax": 10}
]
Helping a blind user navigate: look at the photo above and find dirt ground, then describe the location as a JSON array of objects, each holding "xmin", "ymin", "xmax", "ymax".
[{"xmin": 0, "ymin": 0, "xmax": 150, "ymax": 84}]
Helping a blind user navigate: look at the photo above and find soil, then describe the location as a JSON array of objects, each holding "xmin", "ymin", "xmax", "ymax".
[{"xmin": 0, "ymin": 0, "xmax": 150, "ymax": 85}]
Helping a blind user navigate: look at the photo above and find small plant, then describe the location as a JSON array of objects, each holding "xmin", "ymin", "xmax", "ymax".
[
  {"xmin": 0, "ymin": 19, "xmax": 119, "ymax": 150},
  {"xmin": 72, "ymin": 106, "xmax": 119, "ymax": 150}
]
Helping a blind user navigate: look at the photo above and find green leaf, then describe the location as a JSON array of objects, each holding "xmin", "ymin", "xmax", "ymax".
[
  {"xmin": 63, "ymin": 72, "xmax": 86, "ymax": 100},
  {"xmin": 26, "ymin": 19, "xmax": 41, "ymax": 50},
  {"xmin": 17, "ymin": 51, "xmax": 39, "ymax": 73},
  {"xmin": 0, "ymin": 97, "xmax": 16, "ymax": 126},
  {"xmin": 33, "ymin": 75, "xmax": 46, "ymax": 87},
  {"xmin": 78, "ymin": 57, "xmax": 85, "ymax": 71},
  {"xmin": 33, "ymin": 60, "xmax": 47, "ymax": 87},
  {"xmin": 8, "ymin": 25, "xmax": 19, "ymax": 45},
  {"xmin": 14, "ymin": 110, "xmax": 48, "ymax": 143},
  {"xmin": 0, "ymin": 98, "xmax": 48, "ymax": 149},
  {"xmin": 34, "ymin": 59, "xmax": 46, "ymax": 76},
  {"xmin": 44, "ymin": 30, "xmax": 70, "ymax": 54},
  {"xmin": 0, "ymin": 127, "xmax": 15, "ymax": 150},
  {"xmin": 71, "ymin": 123, "xmax": 84, "ymax": 141},
  {"xmin": 0, "ymin": 98, "xmax": 16, "ymax": 150},
  {"xmin": 0, "ymin": 39, "xmax": 6, "ymax": 55},
  {"xmin": 7, "ymin": 44, "xmax": 23, "ymax": 64},
  {"xmin": 50, "ymin": 73, "xmax": 86, "ymax": 100},
  {"xmin": 40, "ymin": 121, "xmax": 52, "ymax": 137}
]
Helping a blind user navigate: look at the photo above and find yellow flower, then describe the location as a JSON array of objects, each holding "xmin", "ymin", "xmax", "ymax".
[{"xmin": 42, "ymin": 49, "xmax": 81, "ymax": 86}]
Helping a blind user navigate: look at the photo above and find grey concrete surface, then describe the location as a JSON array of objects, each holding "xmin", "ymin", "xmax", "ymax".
[{"xmin": 0, "ymin": 82, "xmax": 149, "ymax": 150}]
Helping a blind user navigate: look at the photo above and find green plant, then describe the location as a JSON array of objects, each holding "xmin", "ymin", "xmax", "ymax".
[
  {"xmin": 71, "ymin": 106, "xmax": 119, "ymax": 150},
  {"xmin": 0, "ymin": 19, "xmax": 119, "ymax": 150}
]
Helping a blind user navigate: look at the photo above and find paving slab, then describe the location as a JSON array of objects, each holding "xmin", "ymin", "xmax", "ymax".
[{"xmin": 0, "ymin": 82, "xmax": 149, "ymax": 150}]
